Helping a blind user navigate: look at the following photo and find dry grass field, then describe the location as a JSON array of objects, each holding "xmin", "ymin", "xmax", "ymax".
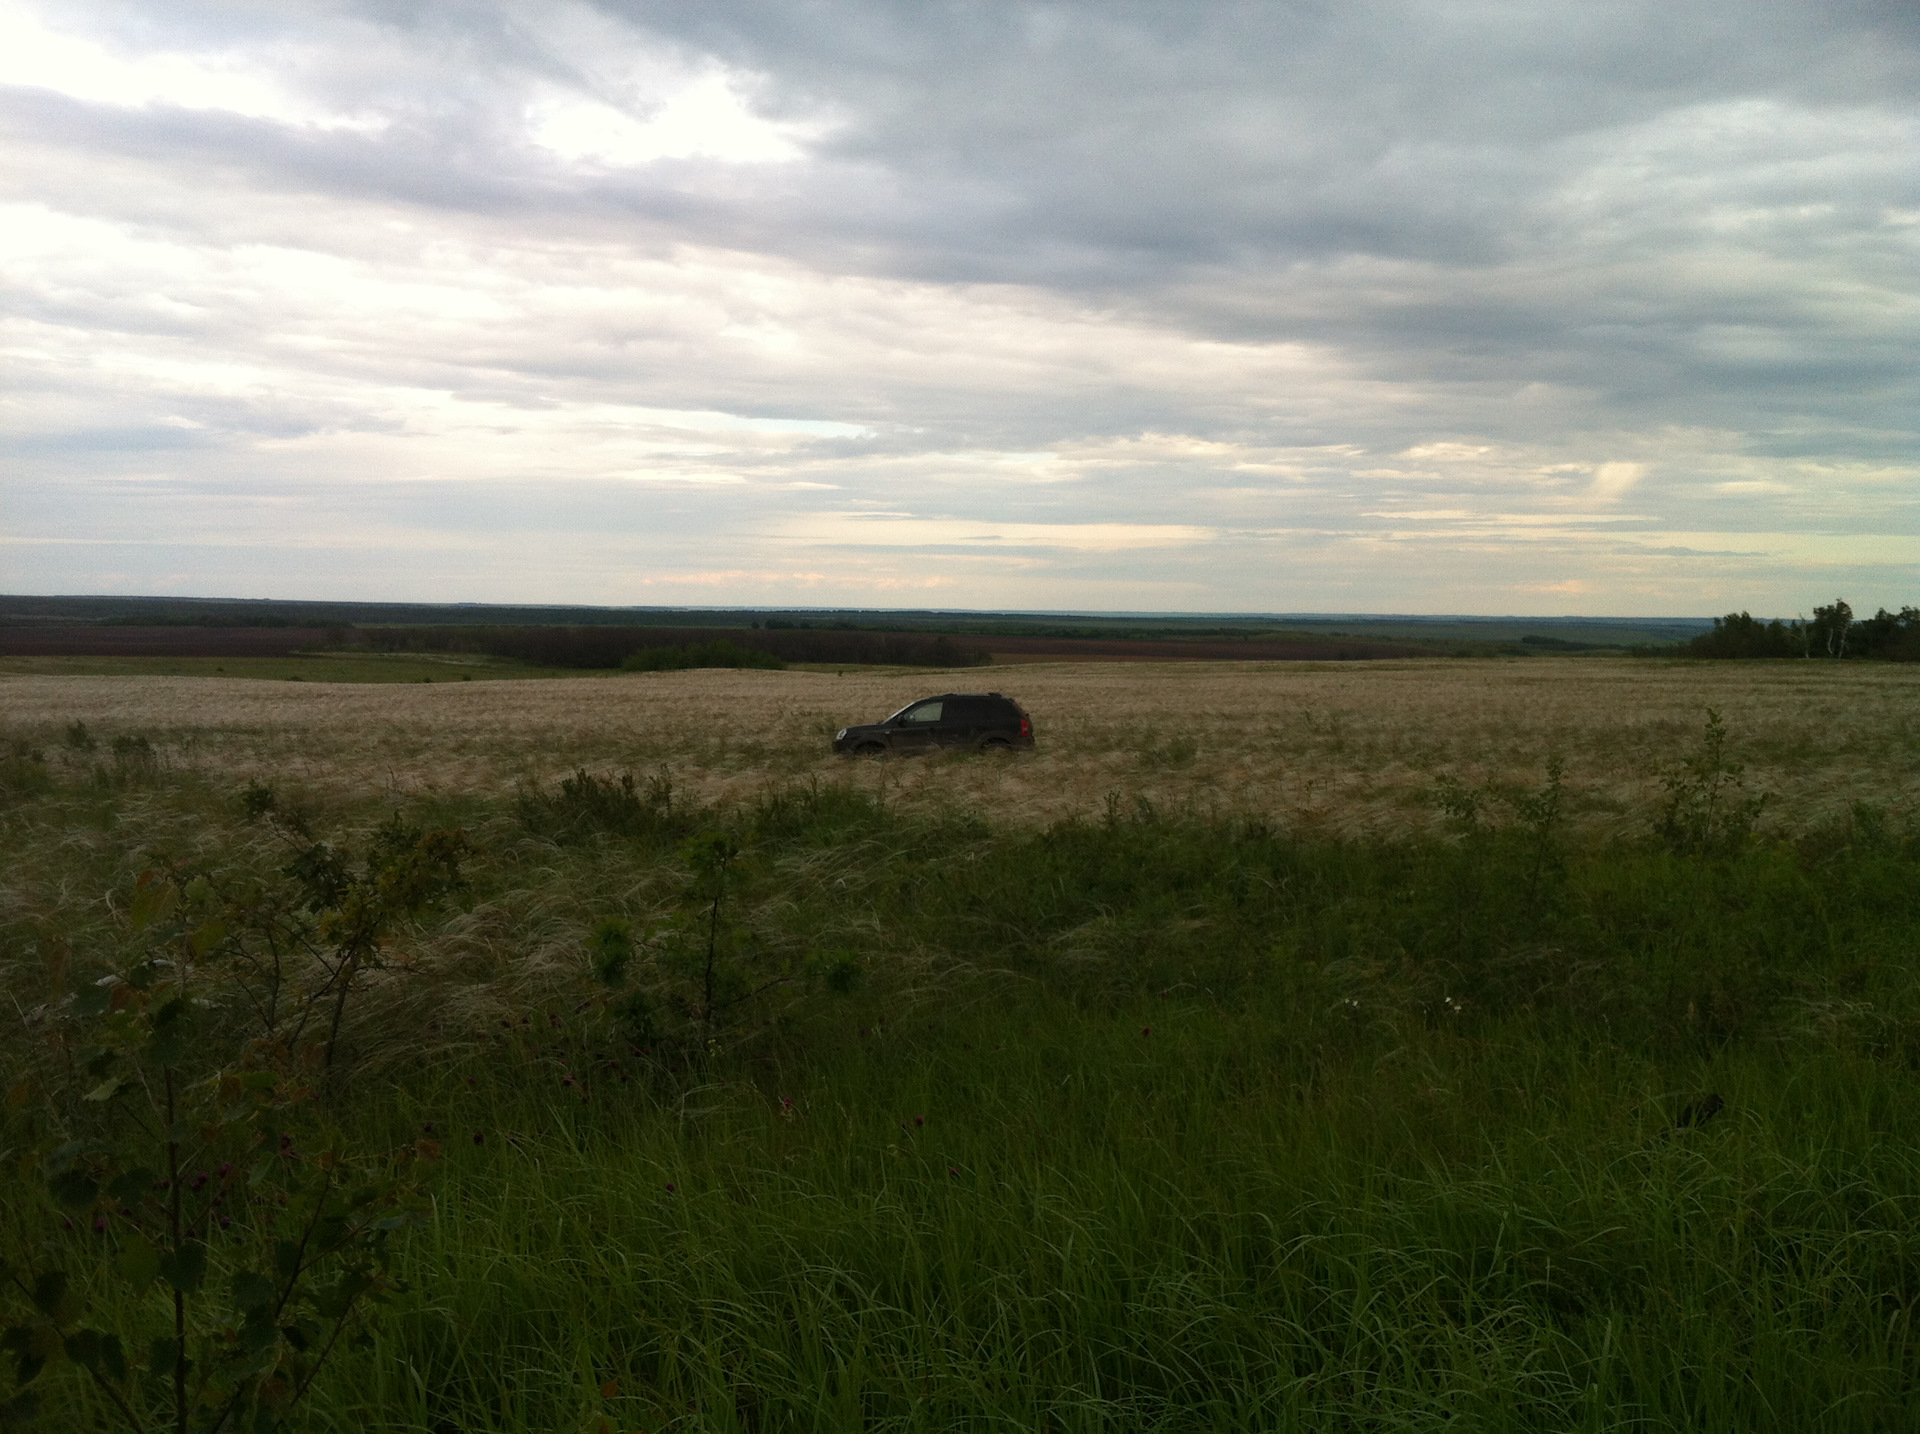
[{"xmin": 5, "ymin": 656, "xmax": 1915, "ymax": 836}]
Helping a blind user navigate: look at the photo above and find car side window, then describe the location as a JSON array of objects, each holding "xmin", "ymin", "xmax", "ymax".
[{"xmin": 901, "ymin": 701, "xmax": 943, "ymax": 724}]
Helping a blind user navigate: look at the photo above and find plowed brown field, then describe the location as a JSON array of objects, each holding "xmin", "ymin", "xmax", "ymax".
[{"xmin": 4, "ymin": 659, "xmax": 1915, "ymax": 836}]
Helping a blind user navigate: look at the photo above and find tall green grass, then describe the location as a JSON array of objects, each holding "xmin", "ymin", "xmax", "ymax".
[
  {"xmin": 4, "ymin": 759, "xmax": 1917, "ymax": 1431},
  {"xmin": 329, "ymin": 1023, "xmax": 1918, "ymax": 1432}
]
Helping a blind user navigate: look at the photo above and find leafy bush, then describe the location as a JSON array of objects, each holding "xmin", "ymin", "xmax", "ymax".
[
  {"xmin": 578, "ymin": 824, "xmax": 871, "ymax": 1064},
  {"xmin": 0, "ymin": 743, "xmax": 51, "ymax": 802},
  {"xmin": 1657, "ymin": 708, "xmax": 1766, "ymax": 856},
  {"xmin": 516, "ymin": 769, "xmax": 682, "ymax": 844},
  {"xmin": 0, "ymin": 808, "xmax": 465, "ymax": 1431}
]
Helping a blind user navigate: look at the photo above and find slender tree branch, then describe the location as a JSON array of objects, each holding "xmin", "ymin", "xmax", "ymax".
[
  {"xmin": 165, "ymin": 1068, "xmax": 187, "ymax": 1434},
  {"xmin": 286, "ymin": 1288, "xmax": 362, "ymax": 1412},
  {"xmin": 269, "ymin": 1169, "xmax": 336, "ymax": 1326},
  {"xmin": 78, "ymin": 1355, "xmax": 149, "ymax": 1434}
]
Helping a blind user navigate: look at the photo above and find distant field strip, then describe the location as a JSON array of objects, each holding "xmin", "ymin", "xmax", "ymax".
[{"xmin": 4, "ymin": 658, "xmax": 1915, "ymax": 834}]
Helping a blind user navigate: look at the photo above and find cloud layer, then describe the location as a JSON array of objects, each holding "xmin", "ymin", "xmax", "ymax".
[{"xmin": 3, "ymin": 0, "xmax": 1915, "ymax": 612}]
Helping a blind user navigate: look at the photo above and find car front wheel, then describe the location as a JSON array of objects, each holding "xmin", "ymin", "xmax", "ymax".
[{"xmin": 853, "ymin": 740, "xmax": 887, "ymax": 757}]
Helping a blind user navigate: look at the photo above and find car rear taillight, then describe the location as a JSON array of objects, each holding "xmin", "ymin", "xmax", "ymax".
[{"xmin": 1020, "ymin": 715, "xmax": 1031, "ymax": 739}]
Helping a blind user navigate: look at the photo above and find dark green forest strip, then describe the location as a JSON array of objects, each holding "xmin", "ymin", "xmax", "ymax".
[
  {"xmin": 358, "ymin": 624, "xmax": 993, "ymax": 669},
  {"xmin": 1685, "ymin": 603, "xmax": 1919, "ymax": 661},
  {"xmin": 4, "ymin": 593, "xmax": 1728, "ymax": 656}
]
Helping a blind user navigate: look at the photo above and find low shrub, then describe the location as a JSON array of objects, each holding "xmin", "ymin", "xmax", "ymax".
[
  {"xmin": 516, "ymin": 768, "xmax": 684, "ymax": 844},
  {"xmin": 0, "ymin": 742, "xmax": 51, "ymax": 802}
]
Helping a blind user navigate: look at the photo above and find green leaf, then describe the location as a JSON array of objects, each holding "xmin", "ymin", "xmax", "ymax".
[
  {"xmin": 146, "ymin": 996, "xmax": 194, "ymax": 1065},
  {"xmin": 273, "ymin": 1240, "xmax": 302, "ymax": 1280},
  {"xmin": 4, "ymin": 1326, "xmax": 48, "ymax": 1388},
  {"xmin": 73, "ymin": 982, "xmax": 111, "ymax": 1018},
  {"xmin": 233, "ymin": 1330, "xmax": 280, "ymax": 1378},
  {"xmin": 45, "ymin": 1140, "xmax": 94, "ymax": 1174},
  {"xmin": 232, "ymin": 1270, "xmax": 276, "ymax": 1313},
  {"xmin": 96, "ymin": 1333, "xmax": 126, "ymax": 1383},
  {"xmin": 106, "ymin": 1168, "xmax": 157, "ymax": 1207},
  {"xmin": 28, "ymin": 1273, "xmax": 66, "ymax": 1322},
  {"xmin": 115, "ymin": 1236, "xmax": 161, "ymax": 1289},
  {"xmin": 157, "ymin": 1243, "xmax": 206, "ymax": 1294},
  {"xmin": 188, "ymin": 919, "xmax": 228, "ymax": 957},
  {"xmin": 47, "ymin": 1170, "xmax": 98, "ymax": 1210},
  {"xmin": 62, "ymin": 1329, "xmax": 124, "ymax": 1381},
  {"xmin": 238, "ymin": 1310, "xmax": 279, "ymax": 1356},
  {"xmin": 146, "ymin": 1337, "xmax": 179, "ymax": 1379},
  {"xmin": 0, "ymin": 1390, "xmax": 42, "ymax": 1428},
  {"xmin": 311, "ymin": 1269, "xmax": 372, "ymax": 1320},
  {"xmin": 129, "ymin": 873, "xmax": 179, "ymax": 932},
  {"xmin": 82, "ymin": 1076, "xmax": 124, "ymax": 1104}
]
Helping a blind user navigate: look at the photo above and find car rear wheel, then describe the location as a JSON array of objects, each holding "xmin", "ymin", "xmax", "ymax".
[{"xmin": 979, "ymin": 736, "xmax": 1013, "ymax": 753}]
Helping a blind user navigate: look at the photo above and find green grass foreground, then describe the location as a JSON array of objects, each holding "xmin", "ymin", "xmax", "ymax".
[{"xmin": 3, "ymin": 753, "xmax": 1918, "ymax": 1431}]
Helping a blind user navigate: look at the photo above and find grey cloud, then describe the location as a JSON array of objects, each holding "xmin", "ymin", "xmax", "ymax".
[
  {"xmin": 1, "ymin": 425, "xmax": 216, "ymax": 455},
  {"xmin": 605, "ymin": 1, "xmax": 1917, "ymax": 264},
  {"xmin": 4, "ymin": 0, "xmax": 1915, "ymax": 610},
  {"xmin": 74, "ymin": 7, "xmax": 1910, "ymax": 454}
]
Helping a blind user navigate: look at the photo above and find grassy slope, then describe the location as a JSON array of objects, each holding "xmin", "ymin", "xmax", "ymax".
[{"xmin": 3, "ymin": 755, "xmax": 1918, "ymax": 1431}]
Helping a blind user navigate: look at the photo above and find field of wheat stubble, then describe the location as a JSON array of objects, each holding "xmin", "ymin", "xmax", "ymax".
[{"xmin": 3, "ymin": 656, "xmax": 1915, "ymax": 835}]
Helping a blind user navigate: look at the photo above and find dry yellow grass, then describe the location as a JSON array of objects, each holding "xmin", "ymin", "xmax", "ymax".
[{"xmin": 5, "ymin": 658, "xmax": 1917, "ymax": 836}]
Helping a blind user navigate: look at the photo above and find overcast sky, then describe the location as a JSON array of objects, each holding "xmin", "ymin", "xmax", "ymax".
[{"xmin": 3, "ymin": 1, "xmax": 1915, "ymax": 614}]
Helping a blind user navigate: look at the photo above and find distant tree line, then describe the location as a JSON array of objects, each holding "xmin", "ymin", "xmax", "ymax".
[
  {"xmin": 349, "ymin": 624, "xmax": 991, "ymax": 669},
  {"xmin": 1684, "ymin": 600, "xmax": 1919, "ymax": 660},
  {"xmin": 90, "ymin": 612, "xmax": 301, "ymax": 628},
  {"xmin": 620, "ymin": 639, "xmax": 785, "ymax": 672}
]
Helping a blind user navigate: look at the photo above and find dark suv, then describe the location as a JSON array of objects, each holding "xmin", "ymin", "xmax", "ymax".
[{"xmin": 833, "ymin": 692, "xmax": 1034, "ymax": 755}]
